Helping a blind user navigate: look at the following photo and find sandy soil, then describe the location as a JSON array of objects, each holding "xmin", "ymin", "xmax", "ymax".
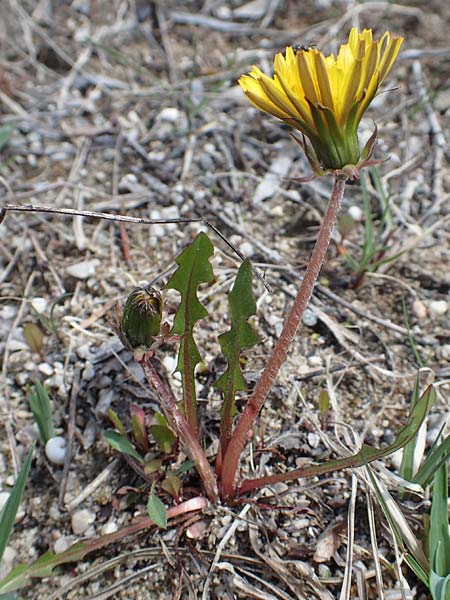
[{"xmin": 0, "ymin": 1, "xmax": 449, "ymax": 598}]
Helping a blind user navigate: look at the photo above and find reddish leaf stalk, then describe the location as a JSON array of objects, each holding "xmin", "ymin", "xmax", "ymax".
[
  {"xmin": 219, "ymin": 175, "xmax": 347, "ymax": 499},
  {"xmin": 216, "ymin": 376, "xmax": 237, "ymax": 473},
  {"xmin": 138, "ymin": 352, "xmax": 218, "ymax": 502},
  {"xmin": 181, "ymin": 336, "xmax": 199, "ymax": 435}
]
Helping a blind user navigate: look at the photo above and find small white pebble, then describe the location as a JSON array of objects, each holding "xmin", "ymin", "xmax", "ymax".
[
  {"xmin": 216, "ymin": 5, "xmax": 231, "ymax": 18},
  {"xmin": 100, "ymin": 519, "xmax": 118, "ymax": 535},
  {"xmin": 30, "ymin": 297, "xmax": 48, "ymax": 314},
  {"xmin": 159, "ymin": 107, "xmax": 181, "ymax": 122},
  {"xmin": 348, "ymin": 205, "xmax": 363, "ymax": 221},
  {"xmin": 95, "ymin": 388, "xmax": 114, "ymax": 417},
  {"xmin": 411, "ymin": 299, "xmax": 427, "ymax": 320},
  {"xmin": 8, "ymin": 340, "xmax": 29, "ymax": 352},
  {"xmin": 269, "ymin": 205, "xmax": 284, "ymax": 217},
  {"xmin": 76, "ymin": 343, "xmax": 93, "ymax": 360},
  {"xmin": 66, "ymin": 259, "xmax": 100, "ymax": 280},
  {"xmin": 239, "ymin": 242, "xmax": 254, "ymax": 257},
  {"xmin": 291, "ymin": 518, "xmax": 310, "ymax": 530},
  {"xmin": 54, "ymin": 536, "xmax": 70, "ymax": 554},
  {"xmin": 302, "ymin": 308, "xmax": 318, "ymax": 327},
  {"xmin": 38, "ymin": 362, "xmax": 54, "ymax": 376},
  {"xmin": 163, "ymin": 355, "xmax": 177, "ymax": 373},
  {"xmin": 71, "ymin": 509, "xmax": 95, "ymax": 535},
  {"xmin": 49, "ymin": 504, "xmax": 61, "ymax": 521},
  {"xmin": 318, "ymin": 563, "xmax": 331, "ymax": 578},
  {"xmin": 119, "ymin": 173, "xmax": 138, "ymax": 191},
  {"xmin": 2, "ymin": 546, "xmax": 17, "ymax": 564},
  {"xmin": 0, "ymin": 305, "xmax": 17, "ymax": 320},
  {"xmin": 186, "ymin": 519, "xmax": 209, "ymax": 539},
  {"xmin": 390, "ymin": 449, "xmax": 403, "ymax": 471},
  {"xmin": 0, "ymin": 491, "xmax": 10, "ymax": 511},
  {"xmin": 428, "ymin": 300, "xmax": 448, "ymax": 318},
  {"xmin": 82, "ymin": 363, "xmax": 95, "ymax": 381},
  {"xmin": 45, "ymin": 437, "xmax": 67, "ymax": 465},
  {"xmin": 440, "ymin": 344, "xmax": 450, "ymax": 361},
  {"xmin": 0, "ymin": 545, "xmax": 17, "ymax": 579},
  {"xmin": 73, "ymin": 25, "xmax": 90, "ymax": 43},
  {"xmin": 307, "ymin": 355, "xmax": 322, "ymax": 368},
  {"xmin": 308, "ymin": 432, "xmax": 321, "ymax": 448}
]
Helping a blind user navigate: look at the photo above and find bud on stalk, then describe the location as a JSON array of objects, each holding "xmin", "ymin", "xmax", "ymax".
[{"xmin": 121, "ymin": 287, "xmax": 162, "ymax": 349}]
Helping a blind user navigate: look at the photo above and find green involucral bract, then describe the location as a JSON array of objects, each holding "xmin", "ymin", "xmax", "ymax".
[{"xmin": 121, "ymin": 286, "xmax": 162, "ymax": 349}]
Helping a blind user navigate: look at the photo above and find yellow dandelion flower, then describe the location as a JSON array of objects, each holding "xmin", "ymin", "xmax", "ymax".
[{"xmin": 239, "ymin": 29, "xmax": 403, "ymax": 174}]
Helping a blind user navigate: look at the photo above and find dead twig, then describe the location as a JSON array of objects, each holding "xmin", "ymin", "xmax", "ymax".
[
  {"xmin": 0, "ymin": 203, "xmax": 270, "ymax": 290},
  {"xmin": 64, "ymin": 459, "xmax": 119, "ymax": 513}
]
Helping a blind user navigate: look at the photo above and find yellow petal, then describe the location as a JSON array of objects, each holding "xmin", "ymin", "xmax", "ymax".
[
  {"xmin": 314, "ymin": 52, "xmax": 334, "ymax": 110},
  {"xmin": 239, "ymin": 75, "xmax": 290, "ymax": 119},
  {"xmin": 297, "ymin": 51, "xmax": 319, "ymax": 105},
  {"xmin": 238, "ymin": 28, "xmax": 404, "ymax": 170},
  {"xmin": 378, "ymin": 35, "xmax": 404, "ymax": 82}
]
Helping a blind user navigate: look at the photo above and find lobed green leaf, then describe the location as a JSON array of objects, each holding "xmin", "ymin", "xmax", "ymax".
[
  {"xmin": 165, "ymin": 233, "xmax": 215, "ymax": 428},
  {"xmin": 216, "ymin": 259, "xmax": 260, "ymax": 447}
]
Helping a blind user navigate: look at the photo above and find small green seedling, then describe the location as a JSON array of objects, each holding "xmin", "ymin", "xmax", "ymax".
[
  {"xmin": 428, "ymin": 459, "xmax": 450, "ymax": 600},
  {"xmin": 394, "ymin": 414, "xmax": 450, "ymax": 594},
  {"xmin": 27, "ymin": 382, "xmax": 55, "ymax": 444}
]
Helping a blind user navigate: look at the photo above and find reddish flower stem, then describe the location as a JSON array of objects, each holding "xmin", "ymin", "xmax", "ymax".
[
  {"xmin": 219, "ymin": 175, "xmax": 347, "ymax": 499},
  {"xmin": 138, "ymin": 352, "xmax": 218, "ymax": 502}
]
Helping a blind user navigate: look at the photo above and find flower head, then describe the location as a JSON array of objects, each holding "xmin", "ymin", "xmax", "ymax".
[
  {"xmin": 121, "ymin": 286, "xmax": 162, "ymax": 349},
  {"xmin": 239, "ymin": 29, "xmax": 403, "ymax": 175}
]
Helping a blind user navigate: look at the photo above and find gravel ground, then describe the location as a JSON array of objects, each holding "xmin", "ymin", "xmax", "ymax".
[{"xmin": 0, "ymin": 1, "xmax": 449, "ymax": 598}]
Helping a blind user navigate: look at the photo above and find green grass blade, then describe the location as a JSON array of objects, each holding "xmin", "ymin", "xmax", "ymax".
[
  {"xmin": 429, "ymin": 462, "xmax": 450, "ymax": 576},
  {"xmin": 399, "ymin": 376, "xmax": 421, "ymax": 482},
  {"xmin": 27, "ymin": 381, "xmax": 55, "ymax": 444},
  {"xmin": 0, "ymin": 444, "xmax": 34, "ymax": 563},
  {"xmin": 405, "ymin": 554, "xmax": 430, "ymax": 587},
  {"xmin": 365, "ymin": 465, "xmax": 429, "ymax": 574},
  {"xmin": 430, "ymin": 570, "xmax": 450, "ymax": 600},
  {"xmin": 413, "ymin": 434, "xmax": 450, "ymax": 488}
]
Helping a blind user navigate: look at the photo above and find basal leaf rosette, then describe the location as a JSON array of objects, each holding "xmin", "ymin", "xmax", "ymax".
[{"xmin": 239, "ymin": 29, "xmax": 403, "ymax": 177}]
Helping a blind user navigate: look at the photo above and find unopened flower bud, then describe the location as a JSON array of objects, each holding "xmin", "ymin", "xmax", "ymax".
[{"xmin": 121, "ymin": 287, "xmax": 162, "ymax": 349}]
